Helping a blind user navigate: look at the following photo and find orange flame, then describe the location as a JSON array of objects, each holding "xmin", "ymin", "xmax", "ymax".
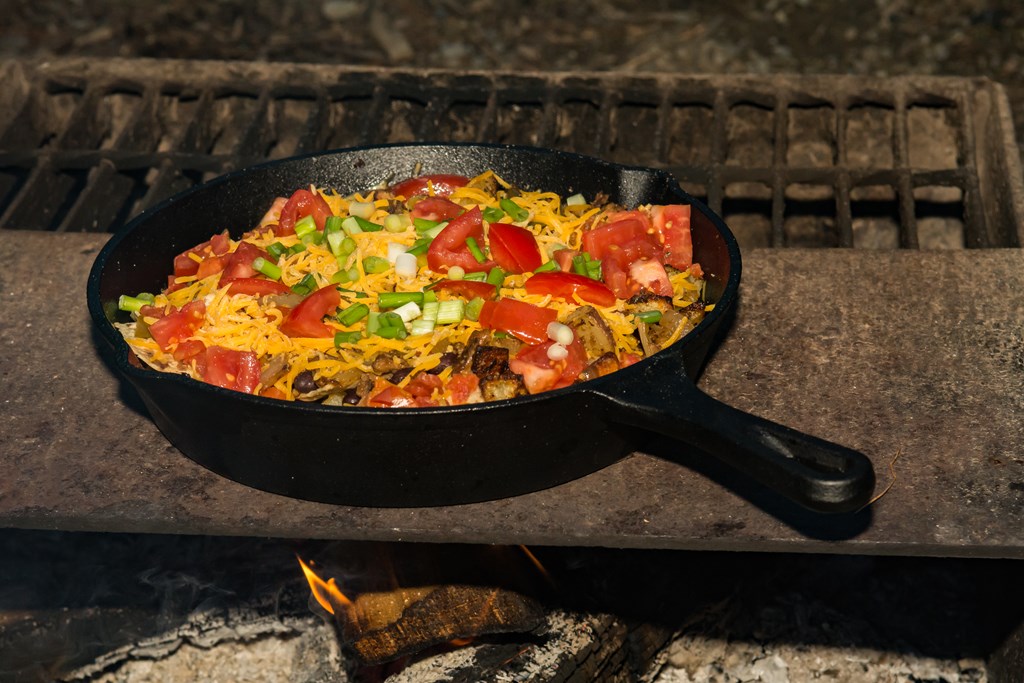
[
  {"xmin": 298, "ymin": 556, "xmax": 353, "ymax": 615},
  {"xmin": 518, "ymin": 545, "xmax": 553, "ymax": 585}
]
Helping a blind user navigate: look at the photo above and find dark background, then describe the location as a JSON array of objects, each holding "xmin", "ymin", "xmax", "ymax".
[{"xmin": 3, "ymin": 0, "xmax": 1021, "ymax": 147}]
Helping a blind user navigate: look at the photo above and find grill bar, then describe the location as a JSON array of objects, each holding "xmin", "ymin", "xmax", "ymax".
[{"xmin": 2, "ymin": 60, "xmax": 1018, "ymax": 248}]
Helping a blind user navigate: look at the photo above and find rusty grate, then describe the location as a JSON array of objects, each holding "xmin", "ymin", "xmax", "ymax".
[{"xmin": 0, "ymin": 59, "xmax": 1022, "ymax": 249}]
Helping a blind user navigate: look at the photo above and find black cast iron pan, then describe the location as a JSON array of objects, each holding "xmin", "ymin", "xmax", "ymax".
[{"xmin": 87, "ymin": 143, "xmax": 875, "ymax": 512}]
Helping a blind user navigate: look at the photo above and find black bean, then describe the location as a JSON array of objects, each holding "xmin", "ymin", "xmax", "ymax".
[
  {"xmin": 293, "ymin": 370, "xmax": 318, "ymax": 393},
  {"xmin": 428, "ymin": 352, "xmax": 457, "ymax": 374},
  {"xmin": 342, "ymin": 389, "xmax": 360, "ymax": 405},
  {"xmin": 388, "ymin": 367, "xmax": 413, "ymax": 384}
]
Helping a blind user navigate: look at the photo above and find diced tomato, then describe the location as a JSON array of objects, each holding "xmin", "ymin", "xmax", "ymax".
[
  {"xmin": 279, "ymin": 285, "xmax": 340, "ymax": 338},
  {"xmin": 275, "ymin": 189, "xmax": 334, "ymax": 237},
  {"xmin": 260, "ymin": 386, "xmax": 287, "ymax": 400},
  {"xmin": 368, "ymin": 380, "xmax": 415, "ymax": 407},
  {"xmin": 628, "ymin": 259, "xmax": 673, "ymax": 296},
  {"xmin": 446, "ymin": 372, "xmax": 480, "ymax": 405},
  {"xmin": 195, "ymin": 254, "xmax": 228, "ymax": 280},
  {"xmin": 487, "ymin": 222, "xmax": 542, "ymax": 274},
  {"xmin": 509, "ymin": 338, "xmax": 587, "ymax": 394},
  {"xmin": 619, "ymin": 352, "xmax": 643, "ymax": 367},
  {"xmin": 139, "ymin": 304, "xmax": 167, "ymax": 320},
  {"xmin": 172, "ymin": 339, "xmax": 206, "ymax": 364},
  {"xmin": 411, "ymin": 197, "xmax": 463, "ymax": 221},
  {"xmin": 426, "ymin": 206, "xmax": 497, "ymax": 274},
  {"xmin": 390, "ymin": 174, "xmax": 469, "ymax": 199},
  {"xmin": 225, "ymin": 277, "xmax": 292, "ymax": 297},
  {"xmin": 600, "ymin": 256, "xmax": 638, "ymax": 300},
  {"xmin": 582, "ymin": 216, "xmax": 661, "ymax": 263},
  {"xmin": 553, "ymin": 248, "xmax": 578, "ymax": 272},
  {"xmin": 202, "ymin": 346, "xmax": 260, "ymax": 394},
  {"xmin": 431, "ymin": 279, "xmax": 497, "ymax": 300},
  {"xmin": 173, "ymin": 231, "xmax": 231, "ymax": 277},
  {"xmin": 149, "ymin": 300, "xmax": 206, "ymax": 351},
  {"xmin": 478, "ymin": 299, "xmax": 557, "ymax": 344},
  {"xmin": 650, "ymin": 204, "xmax": 693, "ymax": 270},
  {"xmin": 220, "ymin": 242, "xmax": 270, "ymax": 282},
  {"xmin": 524, "ymin": 272, "xmax": 616, "ymax": 307},
  {"xmin": 406, "ymin": 372, "xmax": 443, "ymax": 398}
]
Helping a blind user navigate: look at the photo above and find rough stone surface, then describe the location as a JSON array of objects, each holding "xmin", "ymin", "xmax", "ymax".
[{"xmin": 2, "ymin": 231, "xmax": 1024, "ymax": 558}]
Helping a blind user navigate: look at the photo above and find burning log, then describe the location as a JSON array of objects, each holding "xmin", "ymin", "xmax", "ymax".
[{"xmin": 342, "ymin": 584, "xmax": 546, "ymax": 665}]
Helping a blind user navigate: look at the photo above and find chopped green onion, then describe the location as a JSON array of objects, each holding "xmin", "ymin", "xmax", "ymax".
[
  {"xmin": 362, "ymin": 256, "xmax": 390, "ymax": 274},
  {"xmin": 352, "ymin": 216, "xmax": 383, "ymax": 232},
  {"xmin": 338, "ymin": 302, "xmax": 370, "ymax": 326},
  {"xmin": 422, "ymin": 289, "xmax": 437, "ymax": 303},
  {"xmin": 383, "ymin": 214, "xmax": 408, "ymax": 233},
  {"xmin": 291, "ymin": 273, "xmax": 317, "ymax": 295},
  {"xmin": 405, "ymin": 237, "xmax": 432, "ymax": 256},
  {"xmin": 334, "ymin": 331, "xmax": 363, "ymax": 346},
  {"xmin": 465, "ymin": 296, "xmax": 486, "ymax": 322},
  {"xmin": 331, "ymin": 266, "xmax": 361, "ymax": 284},
  {"xmin": 266, "ymin": 242, "xmax": 288, "ymax": 259},
  {"xmin": 572, "ymin": 254, "xmax": 589, "ymax": 276},
  {"xmin": 252, "ymin": 257, "xmax": 282, "ymax": 280},
  {"xmin": 294, "ymin": 215, "xmax": 317, "ymax": 239},
  {"xmin": 376, "ymin": 312, "xmax": 408, "ymax": 339},
  {"xmin": 117, "ymin": 294, "xmax": 149, "ymax": 313},
  {"xmin": 409, "ymin": 319, "xmax": 436, "ymax": 336},
  {"xmin": 422, "ymin": 222, "xmax": 448, "ymax": 239},
  {"xmin": 447, "ymin": 265, "xmax": 466, "ymax": 280},
  {"xmin": 324, "ymin": 215, "xmax": 344, "ymax": 234},
  {"xmin": 500, "ymin": 198, "xmax": 529, "ymax": 222},
  {"xmin": 348, "ymin": 201, "xmax": 375, "ymax": 219},
  {"xmin": 463, "ymin": 271, "xmax": 487, "ymax": 282},
  {"xmin": 326, "ymin": 231, "xmax": 346, "ymax": 257},
  {"xmin": 337, "ymin": 286, "xmax": 369, "ymax": 298},
  {"xmin": 534, "ymin": 260, "xmax": 560, "ymax": 273},
  {"xmin": 482, "ymin": 206, "xmax": 505, "ymax": 222},
  {"xmin": 565, "ymin": 193, "xmax": 586, "ymax": 206},
  {"xmin": 586, "ymin": 260, "xmax": 602, "ymax": 281},
  {"xmin": 377, "ymin": 291, "xmax": 424, "ymax": 309},
  {"xmin": 421, "ymin": 300, "xmax": 440, "ymax": 322},
  {"xmin": 136, "ymin": 292, "xmax": 156, "ymax": 304},
  {"xmin": 366, "ymin": 311, "xmax": 381, "ymax": 336},
  {"xmin": 392, "ymin": 301, "xmax": 422, "ymax": 323},
  {"xmin": 288, "ymin": 243, "xmax": 306, "ymax": 255},
  {"xmin": 302, "ymin": 230, "xmax": 324, "ymax": 246},
  {"xmin": 341, "ymin": 217, "xmax": 363, "ymax": 234},
  {"xmin": 635, "ymin": 310, "xmax": 663, "ymax": 324},
  {"xmin": 414, "ymin": 217, "xmax": 441, "ymax": 233},
  {"xmin": 465, "ymin": 237, "xmax": 486, "ymax": 263},
  {"xmin": 436, "ymin": 299, "xmax": 465, "ymax": 325},
  {"xmin": 486, "ymin": 267, "xmax": 505, "ymax": 287}
]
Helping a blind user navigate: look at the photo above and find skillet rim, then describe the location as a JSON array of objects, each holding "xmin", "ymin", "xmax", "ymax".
[{"xmin": 86, "ymin": 141, "xmax": 742, "ymax": 417}]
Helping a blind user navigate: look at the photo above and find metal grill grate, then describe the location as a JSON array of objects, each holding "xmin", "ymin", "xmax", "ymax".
[{"xmin": 1, "ymin": 59, "xmax": 1021, "ymax": 248}]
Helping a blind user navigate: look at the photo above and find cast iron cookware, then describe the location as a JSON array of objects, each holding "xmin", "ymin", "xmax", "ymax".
[{"xmin": 88, "ymin": 143, "xmax": 875, "ymax": 512}]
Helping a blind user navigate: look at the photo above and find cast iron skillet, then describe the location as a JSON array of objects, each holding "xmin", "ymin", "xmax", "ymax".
[{"xmin": 87, "ymin": 143, "xmax": 875, "ymax": 512}]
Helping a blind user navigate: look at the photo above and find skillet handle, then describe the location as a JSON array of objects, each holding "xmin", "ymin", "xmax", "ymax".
[{"xmin": 590, "ymin": 372, "xmax": 876, "ymax": 513}]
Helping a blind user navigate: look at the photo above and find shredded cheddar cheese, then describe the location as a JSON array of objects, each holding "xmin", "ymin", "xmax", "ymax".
[{"xmin": 118, "ymin": 171, "xmax": 707, "ymax": 407}]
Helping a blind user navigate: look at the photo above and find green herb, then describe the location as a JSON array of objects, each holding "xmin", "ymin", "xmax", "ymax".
[
  {"xmin": 499, "ymin": 198, "xmax": 529, "ymax": 222},
  {"xmin": 337, "ymin": 302, "xmax": 370, "ymax": 326},
  {"xmin": 252, "ymin": 257, "xmax": 282, "ymax": 280}
]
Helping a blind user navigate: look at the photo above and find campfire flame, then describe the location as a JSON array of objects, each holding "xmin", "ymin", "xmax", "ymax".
[{"xmin": 297, "ymin": 556, "xmax": 353, "ymax": 615}]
